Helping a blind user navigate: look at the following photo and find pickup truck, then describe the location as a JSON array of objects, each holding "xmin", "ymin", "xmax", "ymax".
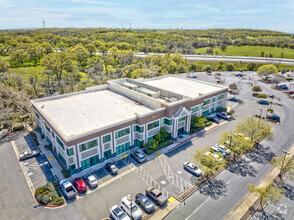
[
  {"xmin": 60, "ymin": 179, "xmax": 77, "ymax": 199},
  {"xmin": 146, "ymin": 186, "xmax": 167, "ymax": 207}
]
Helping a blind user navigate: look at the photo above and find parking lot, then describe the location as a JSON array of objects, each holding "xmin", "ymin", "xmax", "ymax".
[{"xmin": 13, "ymin": 131, "xmax": 56, "ymax": 190}]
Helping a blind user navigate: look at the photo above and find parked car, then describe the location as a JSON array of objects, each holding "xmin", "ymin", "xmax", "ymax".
[
  {"xmin": 252, "ymin": 93, "xmax": 259, "ymax": 97},
  {"xmin": 131, "ymin": 151, "xmax": 146, "ymax": 163},
  {"xmin": 121, "ymin": 196, "xmax": 143, "ymax": 220},
  {"xmin": 258, "ymin": 100, "xmax": 269, "ymax": 105},
  {"xmin": 183, "ymin": 162, "xmax": 202, "ymax": 176},
  {"xmin": 204, "ymin": 152, "xmax": 223, "ymax": 162},
  {"xmin": 216, "ymin": 112, "xmax": 231, "ymax": 120},
  {"xmin": 135, "ymin": 193, "xmax": 155, "ymax": 214},
  {"xmin": 214, "ymin": 144, "xmax": 231, "ymax": 155},
  {"xmin": 110, "ymin": 205, "xmax": 131, "ymax": 220},
  {"xmin": 228, "ymin": 97, "xmax": 238, "ymax": 102},
  {"xmin": 278, "ymin": 84, "xmax": 288, "ymax": 90},
  {"xmin": 146, "ymin": 186, "xmax": 167, "ymax": 207},
  {"xmin": 235, "ymin": 73, "xmax": 243, "ymax": 77},
  {"xmin": 286, "ymin": 91, "xmax": 294, "ymax": 95},
  {"xmin": 83, "ymin": 174, "xmax": 98, "ymax": 188},
  {"xmin": 266, "ymin": 114, "xmax": 280, "ymax": 123},
  {"xmin": 191, "ymin": 75, "xmax": 197, "ymax": 78},
  {"xmin": 210, "ymin": 146, "xmax": 226, "ymax": 157},
  {"xmin": 19, "ymin": 150, "xmax": 40, "ymax": 161},
  {"xmin": 60, "ymin": 179, "xmax": 77, "ymax": 199},
  {"xmin": 73, "ymin": 177, "xmax": 87, "ymax": 193},
  {"xmin": 105, "ymin": 162, "xmax": 118, "ymax": 175},
  {"xmin": 207, "ymin": 116, "xmax": 220, "ymax": 124}
]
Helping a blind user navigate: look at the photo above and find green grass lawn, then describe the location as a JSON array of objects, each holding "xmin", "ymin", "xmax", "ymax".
[
  {"xmin": 196, "ymin": 46, "xmax": 294, "ymax": 59},
  {"xmin": 10, "ymin": 66, "xmax": 45, "ymax": 79}
]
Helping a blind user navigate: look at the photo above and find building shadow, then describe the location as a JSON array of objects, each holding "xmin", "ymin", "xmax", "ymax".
[
  {"xmin": 165, "ymin": 141, "xmax": 193, "ymax": 158},
  {"xmin": 283, "ymin": 183, "xmax": 294, "ymax": 201},
  {"xmin": 251, "ymin": 209, "xmax": 285, "ymax": 220},
  {"xmin": 245, "ymin": 144, "xmax": 276, "ymax": 164},
  {"xmin": 199, "ymin": 178, "xmax": 228, "ymax": 200},
  {"xmin": 226, "ymin": 157, "xmax": 258, "ymax": 177}
]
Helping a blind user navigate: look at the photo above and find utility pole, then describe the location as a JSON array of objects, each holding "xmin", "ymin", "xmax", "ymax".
[
  {"xmin": 183, "ymin": 185, "xmax": 186, "ymax": 205},
  {"xmin": 43, "ymin": 20, "xmax": 45, "ymax": 28}
]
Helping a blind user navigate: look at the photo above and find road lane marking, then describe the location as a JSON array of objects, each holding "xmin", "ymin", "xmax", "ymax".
[{"xmin": 186, "ymin": 197, "xmax": 210, "ymax": 220}]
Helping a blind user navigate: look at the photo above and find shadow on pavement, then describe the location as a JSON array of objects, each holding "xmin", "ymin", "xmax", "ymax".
[
  {"xmin": 226, "ymin": 157, "xmax": 258, "ymax": 177},
  {"xmin": 251, "ymin": 209, "xmax": 285, "ymax": 220},
  {"xmin": 165, "ymin": 141, "xmax": 193, "ymax": 158},
  {"xmin": 245, "ymin": 145, "xmax": 276, "ymax": 164},
  {"xmin": 283, "ymin": 183, "xmax": 294, "ymax": 201},
  {"xmin": 199, "ymin": 178, "xmax": 228, "ymax": 200}
]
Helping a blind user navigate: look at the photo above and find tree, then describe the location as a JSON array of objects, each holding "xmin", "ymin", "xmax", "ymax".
[
  {"xmin": 42, "ymin": 52, "xmax": 78, "ymax": 86},
  {"xmin": 257, "ymin": 64, "xmax": 278, "ymax": 80},
  {"xmin": 27, "ymin": 43, "xmax": 44, "ymax": 64},
  {"xmin": 256, "ymin": 94, "xmax": 267, "ymax": 100},
  {"xmin": 85, "ymin": 44, "xmax": 96, "ymax": 57},
  {"xmin": 281, "ymin": 52, "xmax": 284, "ymax": 58},
  {"xmin": 252, "ymin": 86, "xmax": 262, "ymax": 93},
  {"xmin": 261, "ymin": 51, "xmax": 265, "ymax": 57},
  {"xmin": 159, "ymin": 127, "xmax": 168, "ymax": 141},
  {"xmin": 225, "ymin": 63, "xmax": 235, "ymax": 71},
  {"xmin": 205, "ymin": 65, "xmax": 212, "ymax": 73},
  {"xmin": 10, "ymin": 49, "xmax": 28, "ymax": 66},
  {"xmin": 154, "ymin": 132, "xmax": 162, "ymax": 143},
  {"xmin": 71, "ymin": 45, "xmax": 89, "ymax": 64},
  {"xmin": 229, "ymin": 83, "xmax": 238, "ymax": 91},
  {"xmin": 220, "ymin": 44, "xmax": 227, "ymax": 51},
  {"xmin": 41, "ymin": 42, "xmax": 54, "ymax": 54},
  {"xmin": 218, "ymin": 130, "xmax": 254, "ymax": 160},
  {"xmin": 236, "ymin": 117, "xmax": 274, "ymax": 146},
  {"xmin": 205, "ymin": 47, "xmax": 213, "ymax": 55},
  {"xmin": 191, "ymin": 115, "xmax": 206, "ymax": 129},
  {"xmin": 247, "ymin": 62, "xmax": 257, "ymax": 71},
  {"xmin": 271, "ymin": 156, "xmax": 294, "ymax": 181},
  {"xmin": 248, "ymin": 183, "xmax": 284, "ymax": 210},
  {"xmin": 0, "ymin": 57, "xmax": 9, "ymax": 72},
  {"xmin": 193, "ymin": 147, "xmax": 225, "ymax": 180},
  {"xmin": 149, "ymin": 139, "xmax": 158, "ymax": 149}
]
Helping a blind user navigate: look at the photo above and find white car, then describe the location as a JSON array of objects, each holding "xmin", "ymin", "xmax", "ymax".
[
  {"xmin": 60, "ymin": 179, "xmax": 77, "ymax": 200},
  {"xmin": 84, "ymin": 174, "xmax": 98, "ymax": 188},
  {"xmin": 183, "ymin": 162, "xmax": 202, "ymax": 176},
  {"xmin": 216, "ymin": 112, "xmax": 231, "ymax": 121},
  {"xmin": 214, "ymin": 144, "xmax": 231, "ymax": 155},
  {"xmin": 204, "ymin": 152, "xmax": 223, "ymax": 162},
  {"xmin": 121, "ymin": 196, "xmax": 143, "ymax": 220},
  {"xmin": 110, "ymin": 205, "xmax": 130, "ymax": 220}
]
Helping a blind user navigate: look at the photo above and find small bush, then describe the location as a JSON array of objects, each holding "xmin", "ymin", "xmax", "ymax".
[
  {"xmin": 228, "ymin": 110, "xmax": 235, "ymax": 115},
  {"xmin": 144, "ymin": 140, "xmax": 172, "ymax": 155},
  {"xmin": 52, "ymin": 197, "xmax": 65, "ymax": 205},
  {"xmin": 267, "ymin": 109, "xmax": 274, "ymax": 113},
  {"xmin": 12, "ymin": 125, "xmax": 24, "ymax": 132},
  {"xmin": 286, "ymin": 78, "xmax": 293, "ymax": 81},
  {"xmin": 40, "ymin": 194, "xmax": 51, "ymax": 205},
  {"xmin": 205, "ymin": 121, "xmax": 213, "ymax": 127},
  {"xmin": 62, "ymin": 170, "xmax": 70, "ymax": 178}
]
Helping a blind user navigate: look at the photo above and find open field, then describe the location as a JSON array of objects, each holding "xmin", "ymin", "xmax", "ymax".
[{"xmin": 196, "ymin": 46, "xmax": 294, "ymax": 59}]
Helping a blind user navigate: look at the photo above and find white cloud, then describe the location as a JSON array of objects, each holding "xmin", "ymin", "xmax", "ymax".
[{"xmin": 54, "ymin": 0, "xmax": 120, "ymax": 5}]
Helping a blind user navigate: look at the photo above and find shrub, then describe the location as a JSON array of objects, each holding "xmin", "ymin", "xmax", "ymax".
[
  {"xmin": 52, "ymin": 197, "xmax": 65, "ymax": 205},
  {"xmin": 143, "ymin": 140, "xmax": 172, "ymax": 155},
  {"xmin": 205, "ymin": 121, "xmax": 213, "ymax": 127},
  {"xmin": 267, "ymin": 109, "xmax": 274, "ymax": 113},
  {"xmin": 40, "ymin": 194, "xmax": 51, "ymax": 205},
  {"xmin": 286, "ymin": 78, "xmax": 293, "ymax": 81},
  {"xmin": 228, "ymin": 110, "xmax": 235, "ymax": 115},
  {"xmin": 62, "ymin": 169, "xmax": 70, "ymax": 178},
  {"xmin": 12, "ymin": 125, "xmax": 24, "ymax": 132}
]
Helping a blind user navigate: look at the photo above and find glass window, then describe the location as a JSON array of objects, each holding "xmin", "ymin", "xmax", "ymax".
[
  {"xmin": 103, "ymin": 134, "xmax": 111, "ymax": 144},
  {"xmin": 212, "ymin": 97, "xmax": 216, "ymax": 102},
  {"xmin": 45, "ymin": 122, "xmax": 50, "ymax": 133},
  {"xmin": 134, "ymin": 139, "xmax": 143, "ymax": 148},
  {"xmin": 51, "ymin": 131, "xmax": 55, "ymax": 138},
  {"xmin": 134, "ymin": 125, "xmax": 144, "ymax": 133},
  {"xmin": 81, "ymin": 155, "xmax": 99, "ymax": 170},
  {"xmin": 58, "ymin": 152, "xmax": 66, "ymax": 167},
  {"xmin": 67, "ymin": 148, "xmax": 74, "ymax": 156},
  {"xmin": 203, "ymin": 99, "xmax": 210, "ymax": 105},
  {"xmin": 115, "ymin": 128, "xmax": 130, "ymax": 139},
  {"xmin": 191, "ymin": 106, "xmax": 199, "ymax": 113},
  {"xmin": 163, "ymin": 118, "xmax": 172, "ymax": 126},
  {"xmin": 69, "ymin": 164, "xmax": 76, "ymax": 174},
  {"xmin": 116, "ymin": 142, "xmax": 130, "ymax": 155},
  {"xmin": 79, "ymin": 139, "xmax": 98, "ymax": 152},
  {"xmin": 178, "ymin": 116, "xmax": 185, "ymax": 122},
  {"xmin": 147, "ymin": 121, "xmax": 159, "ymax": 130},
  {"xmin": 56, "ymin": 136, "xmax": 64, "ymax": 150},
  {"xmin": 218, "ymin": 94, "xmax": 224, "ymax": 100}
]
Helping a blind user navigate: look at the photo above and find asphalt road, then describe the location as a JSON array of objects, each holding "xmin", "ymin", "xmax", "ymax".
[
  {"xmin": 164, "ymin": 72, "xmax": 294, "ymax": 220},
  {"xmin": 134, "ymin": 53, "xmax": 294, "ymax": 65}
]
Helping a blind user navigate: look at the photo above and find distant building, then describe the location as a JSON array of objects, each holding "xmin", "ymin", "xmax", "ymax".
[{"xmin": 32, "ymin": 75, "xmax": 227, "ymax": 173}]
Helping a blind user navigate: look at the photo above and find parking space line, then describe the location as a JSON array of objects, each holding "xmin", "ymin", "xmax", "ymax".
[{"xmin": 11, "ymin": 141, "xmax": 36, "ymax": 200}]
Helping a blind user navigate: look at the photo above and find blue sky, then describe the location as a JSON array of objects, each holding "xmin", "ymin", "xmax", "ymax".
[{"xmin": 0, "ymin": 0, "xmax": 293, "ymax": 32}]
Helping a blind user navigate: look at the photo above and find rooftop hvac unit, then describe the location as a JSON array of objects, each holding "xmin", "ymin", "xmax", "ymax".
[
  {"xmin": 138, "ymin": 87, "xmax": 159, "ymax": 98},
  {"xmin": 122, "ymin": 82, "xmax": 138, "ymax": 91}
]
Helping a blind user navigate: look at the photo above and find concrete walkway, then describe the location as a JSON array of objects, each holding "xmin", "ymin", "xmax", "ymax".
[
  {"xmin": 225, "ymin": 144, "xmax": 294, "ymax": 220},
  {"xmin": 148, "ymin": 197, "xmax": 180, "ymax": 220}
]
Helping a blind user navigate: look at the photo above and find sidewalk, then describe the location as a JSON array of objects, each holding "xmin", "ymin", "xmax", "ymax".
[
  {"xmin": 148, "ymin": 197, "xmax": 180, "ymax": 220},
  {"xmin": 225, "ymin": 144, "xmax": 294, "ymax": 220},
  {"xmin": 27, "ymin": 126, "xmax": 65, "ymax": 181}
]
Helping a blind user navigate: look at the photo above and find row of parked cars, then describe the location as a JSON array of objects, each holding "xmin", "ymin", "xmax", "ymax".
[
  {"xmin": 110, "ymin": 186, "xmax": 167, "ymax": 220},
  {"xmin": 60, "ymin": 173, "xmax": 99, "ymax": 199}
]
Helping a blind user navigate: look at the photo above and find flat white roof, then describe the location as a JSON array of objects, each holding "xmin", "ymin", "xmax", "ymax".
[
  {"xmin": 33, "ymin": 90, "xmax": 154, "ymax": 140},
  {"xmin": 144, "ymin": 77, "xmax": 224, "ymax": 98}
]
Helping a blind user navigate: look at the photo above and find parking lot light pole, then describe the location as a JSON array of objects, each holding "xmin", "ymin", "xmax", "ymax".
[
  {"xmin": 259, "ymin": 108, "xmax": 263, "ymax": 118},
  {"xmin": 127, "ymin": 194, "xmax": 133, "ymax": 219},
  {"xmin": 279, "ymin": 150, "xmax": 290, "ymax": 178}
]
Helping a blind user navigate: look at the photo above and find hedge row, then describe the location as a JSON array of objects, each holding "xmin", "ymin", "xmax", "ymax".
[
  {"xmin": 12, "ymin": 125, "xmax": 24, "ymax": 132},
  {"xmin": 144, "ymin": 140, "xmax": 172, "ymax": 155},
  {"xmin": 35, "ymin": 182, "xmax": 65, "ymax": 206}
]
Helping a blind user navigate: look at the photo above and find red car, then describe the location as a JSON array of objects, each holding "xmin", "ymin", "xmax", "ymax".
[
  {"xmin": 73, "ymin": 177, "xmax": 87, "ymax": 193},
  {"xmin": 287, "ymin": 91, "xmax": 294, "ymax": 95}
]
